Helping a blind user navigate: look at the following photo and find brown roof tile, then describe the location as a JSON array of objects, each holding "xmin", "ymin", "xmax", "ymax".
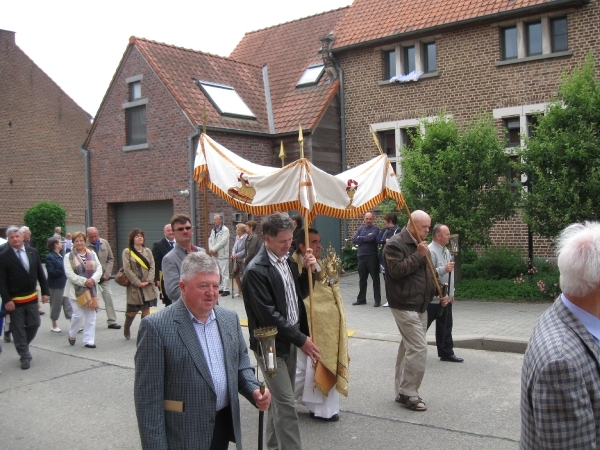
[
  {"xmin": 333, "ymin": 0, "xmax": 572, "ymax": 49},
  {"xmin": 132, "ymin": 37, "xmax": 269, "ymax": 133},
  {"xmin": 231, "ymin": 7, "xmax": 349, "ymax": 133}
]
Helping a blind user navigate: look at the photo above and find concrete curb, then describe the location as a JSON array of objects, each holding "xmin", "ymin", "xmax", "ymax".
[{"xmin": 349, "ymin": 331, "xmax": 528, "ymax": 354}]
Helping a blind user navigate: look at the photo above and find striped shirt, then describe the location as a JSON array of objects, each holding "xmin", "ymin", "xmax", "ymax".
[
  {"xmin": 266, "ymin": 249, "xmax": 299, "ymax": 326},
  {"xmin": 188, "ymin": 308, "xmax": 229, "ymax": 411}
]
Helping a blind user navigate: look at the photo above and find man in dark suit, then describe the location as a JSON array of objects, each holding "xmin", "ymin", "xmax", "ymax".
[
  {"xmin": 0, "ymin": 226, "xmax": 50, "ymax": 369},
  {"xmin": 152, "ymin": 223, "xmax": 176, "ymax": 306},
  {"xmin": 521, "ymin": 221, "xmax": 600, "ymax": 449},
  {"xmin": 243, "ymin": 212, "xmax": 320, "ymax": 450},
  {"xmin": 134, "ymin": 252, "xmax": 270, "ymax": 450}
]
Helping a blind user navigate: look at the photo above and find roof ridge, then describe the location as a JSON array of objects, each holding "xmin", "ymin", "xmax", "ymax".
[
  {"xmin": 129, "ymin": 36, "xmax": 262, "ymax": 69},
  {"xmin": 241, "ymin": 6, "xmax": 350, "ymax": 36}
]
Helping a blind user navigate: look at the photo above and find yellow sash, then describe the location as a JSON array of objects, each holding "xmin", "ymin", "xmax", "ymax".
[
  {"xmin": 12, "ymin": 292, "xmax": 38, "ymax": 303},
  {"xmin": 129, "ymin": 249, "xmax": 149, "ymax": 270}
]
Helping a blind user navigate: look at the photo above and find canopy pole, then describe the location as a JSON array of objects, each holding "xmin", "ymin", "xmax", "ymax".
[
  {"xmin": 304, "ymin": 209, "xmax": 315, "ymax": 346},
  {"xmin": 202, "ymin": 103, "xmax": 210, "ymax": 249},
  {"xmin": 402, "ymin": 202, "xmax": 443, "ymax": 298}
]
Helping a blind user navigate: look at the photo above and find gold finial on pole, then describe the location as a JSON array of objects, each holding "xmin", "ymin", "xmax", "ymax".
[
  {"xmin": 279, "ymin": 141, "xmax": 286, "ymax": 167},
  {"xmin": 371, "ymin": 128, "xmax": 384, "ymax": 155},
  {"xmin": 298, "ymin": 125, "xmax": 304, "ymax": 159}
]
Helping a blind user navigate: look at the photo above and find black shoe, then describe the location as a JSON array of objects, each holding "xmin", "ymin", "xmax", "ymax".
[
  {"xmin": 85, "ymin": 344, "xmax": 97, "ymax": 348},
  {"xmin": 221, "ymin": 291, "xmax": 230, "ymax": 297},
  {"xmin": 21, "ymin": 360, "xmax": 31, "ymax": 370},
  {"xmin": 107, "ymin": 323, "xmax": 122, "ymax": 329},
  {"xmin": 310, "ymin": 412, "xmax": 340, "ymax": 422},
  {"xmin": 68, "ymin": 337, "xmax": 76, "ymax": 346},
  {"xmin": 374, "ymin": 303, "xmax": 381, "ymax": 307},
  {"xmin": 440, "ymin": 355, "xmax": 464, "ymax": 363},
  {"xmin": 352, "ymin": 301, "xmax": 366, "ymax": 306},
  {"xmin": 4, "ymin": 331, "xmax": 11, "ymax": 343}
]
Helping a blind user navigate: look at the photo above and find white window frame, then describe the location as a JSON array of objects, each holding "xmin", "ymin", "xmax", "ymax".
[
  {"xmin": 122, "ymin": 74, "xmax": 148, "ymax": 151},
  {"xmin": 381, "ymin": 39, "xmax": 439, "ymax": 84},
  {"xmin": 497, "ymin": 16, "xmax": 571, "ymax": 66},
  {"xmin": 493, "ymin": 103, "xmax": 547, "ymax": 189},
  {"xmin": 371, "ymin": 116, "xmax": 439, "ymax": 178}
]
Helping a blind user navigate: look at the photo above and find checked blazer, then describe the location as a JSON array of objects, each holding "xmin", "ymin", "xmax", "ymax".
[
  {"xmin": 134, "ymin": 300, "xmax": 259, "ymax": 450},
  {"xmin": 520, "ymin": 298, "xmax": 600, "ymax": 449}
]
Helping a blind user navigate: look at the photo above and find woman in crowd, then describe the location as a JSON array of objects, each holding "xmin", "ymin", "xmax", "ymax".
[
  {"xmin": 46, "ymin": 237, "xmax": 72, "ymax": 332},
  {"xmin": 64, "ymin": 231, "xmax": 102, "ymax": 348},
  {"xmin": 289, "ymin": 215, "xmax": 303, "ymax": 255},
  {"xmin": 122, "ymin": 228, "xmax": 156, "ymax": 340},
  {"xmin": 244, "ymin": 221, "xmax": 261, "ymax": 267},
  {"xmin": 231, "ymin": 223, "xmax": 248, "ymax": 297}
]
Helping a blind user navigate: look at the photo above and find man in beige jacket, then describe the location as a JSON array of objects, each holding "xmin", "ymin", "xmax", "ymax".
[{"xmin": 86, "ymin": 227, "xmax": 121, "ymax": 329}]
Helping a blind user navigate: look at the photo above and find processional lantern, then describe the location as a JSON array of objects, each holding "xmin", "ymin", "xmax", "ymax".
[
  {"xmin": 253, "ymin": 327, "xmax": 278, "ymax": 377},
  {"xmin": 449, "ymin": 234, "xmax": 459, "ymax": 255}
]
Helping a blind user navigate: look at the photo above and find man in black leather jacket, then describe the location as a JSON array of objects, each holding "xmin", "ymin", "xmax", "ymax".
[{"xmin": 242, "ymin": 212, "xmax": 319, "ymax": 450}]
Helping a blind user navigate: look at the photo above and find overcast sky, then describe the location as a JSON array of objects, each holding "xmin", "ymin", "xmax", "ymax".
[{"xmin": 2, "ymin": 0, "xmax": 351, "ymax": 116}]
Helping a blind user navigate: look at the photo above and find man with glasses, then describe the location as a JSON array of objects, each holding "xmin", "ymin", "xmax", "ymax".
[{"xmin": 162, "ymin": 214, "xmax": 205, "ymax": 302}]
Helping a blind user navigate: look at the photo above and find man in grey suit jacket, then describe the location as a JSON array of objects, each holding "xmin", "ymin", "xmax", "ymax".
[
  {"xmin": 135, "ymin": 252, "xmax": 270, "ymax": 450},
  {"xmin": 521, "ymin": 221, "xmax": 600, "ymax": 449}
]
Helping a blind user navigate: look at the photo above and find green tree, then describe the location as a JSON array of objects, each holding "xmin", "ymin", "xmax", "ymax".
[
  {"xmin": 23, "ymin": 201, "xmax": 66, "ymax": 259},
  {"xmin": 519, "ymin": 54, "xmax": 600, "ymax": 238},
  {"xmin": 401, "ymin": 114, "xmax": 517, "ymax": 249}
]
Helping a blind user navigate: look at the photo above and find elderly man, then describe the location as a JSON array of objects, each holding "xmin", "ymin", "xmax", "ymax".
[
  {"xmin": 352, "ymin": 211, "xmax": 381, "ymax": 306},
  {"xmin": 427, "ymin": 224, "xmax": 463, "ymax": 363},
  {"xmin": 134, "ymin": 252, "xmax": 270, "ymax": 450},
  {"xmin": 383, "ymin": 210, "xmax": 448, "ymax": 411},
  {"xmin": 0, "ymin": 226, "xmax": 50, "ymax": 369},
  {"xmin": 86, "ymin": 227, "xmax": 121, "ymax": 329},
  {"xmin": 521, "ymin": 221, "xmax": 600, "ymax": 449},
  {"xmin": 208, "ymin": 214, "xmax": 230, "ymax": 296},
  {"xmin": 162, "ymin": 214, "xmax": 205, "ymax": 302},
  {"xmin": 243, "ymin": 212, "xmax": 320, "ymax": 450},
  {"xmin": 293, "ymin": 228, "xmax": 349, "ymax": 422},
  {"xmin": 152, "ymin": 223, "xmax": 176, "ymax": 306}
]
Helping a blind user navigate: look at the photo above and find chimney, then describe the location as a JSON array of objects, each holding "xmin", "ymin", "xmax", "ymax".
[
  {"xmin": 319, "ymin": 34, "xmax": 338, "ymax": 82},
  {"xmin": 0, "ymin": 29, "xmax": 16, "ymax": 46}
]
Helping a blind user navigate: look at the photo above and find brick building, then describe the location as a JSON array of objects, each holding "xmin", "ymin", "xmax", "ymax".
[
  {"xmin": 0, "ymin": 29, "xmax": 92, "ymax": 236},
  {"xmin": 83, "ymin": 8, "xmax": 347, "ymax": 267},
  {"xmin": 329, "ymin": 0, "xmax": 599, "ymax": 255}
]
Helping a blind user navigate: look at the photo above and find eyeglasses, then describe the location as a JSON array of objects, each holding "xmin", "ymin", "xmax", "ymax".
[{"xmin": 174, "ymin": 226, "xmax": 193, "ymax": 232}]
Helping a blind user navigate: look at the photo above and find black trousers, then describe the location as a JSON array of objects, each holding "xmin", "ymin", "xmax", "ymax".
[
  {"xmin": 210, "ymin": 404, "xmax": 235, "ymax": 450},
  {"xmin": 357, "ymin": 254, "xmax": 381, "ymax": 304},
  {"xmin": 11, "ymin": 301, "xmax": 41, "ymax": 362},
  {"xmin": 426, "ymin": 302, "xmax": 454, "ymax": 358}
]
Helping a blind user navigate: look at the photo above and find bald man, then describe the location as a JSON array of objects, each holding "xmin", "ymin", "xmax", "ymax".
[{"xmin": 383, "ymin": 210, "xmax": 448, "ymax": 412}]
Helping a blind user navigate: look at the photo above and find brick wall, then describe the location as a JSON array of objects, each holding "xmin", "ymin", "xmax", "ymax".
[
  {"xmin": 0, "ymin": 30, "xmax": 91, "ymax": 233},
  {"xmin": 85, "ymin": 46, "xmax": 273, "ymax": 259},
  {"xmin": 338, "ymin": 2, "xmax": 600, "ymax": 256}
]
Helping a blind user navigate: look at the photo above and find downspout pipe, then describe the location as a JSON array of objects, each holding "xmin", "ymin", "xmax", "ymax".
[
  {"xmin": 79, "ymin": 147, "xmax": 92, "ymax": 227},
  {"xmin": 328, "ymin": 48, "xmax": 348, "ymax": 243},
  {"xmin": 188, "ymin": 125, "xmax": 201, "ymax": 245}
]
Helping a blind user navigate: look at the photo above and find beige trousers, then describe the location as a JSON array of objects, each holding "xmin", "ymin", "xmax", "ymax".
[{"xmin": 391, "ymin": 309, "xmax": 428, "ymax": 397}]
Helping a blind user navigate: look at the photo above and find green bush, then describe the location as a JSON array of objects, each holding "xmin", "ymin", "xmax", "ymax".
[
  {"xmin": 342, "ymin": 244, "xmax": 358, "ymax": 272},
  {"xmin": 461, "ymin": 246, "xmax": 527, "ymax": 280},
  {"xmin": 456, "ymin": 277, "xmax": 558, "ymax": 301},
  {"xmin": 23, "ymin": 201, "xmax": 66, "ymax": 259},
  {"xmin": 461, "ymin": 248, "xmax": 478, "ymax": 265}
]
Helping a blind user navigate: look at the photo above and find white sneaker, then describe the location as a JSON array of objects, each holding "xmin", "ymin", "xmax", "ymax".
[
  {"xmin": 51, "ymin": 327, "xmax": 61, "ymax": 333},
  {"xmin": 383, "ymin": 302, "xmax": 389, "ymax": 307},
  {"xmin": 234, "ymin": 293, "xmax": 243, "ymax": 298}
]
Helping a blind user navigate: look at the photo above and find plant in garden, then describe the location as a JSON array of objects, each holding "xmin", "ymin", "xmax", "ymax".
[
  {"xmin": 519, "ymin": 54, "xmax": 600, "ymax": 238},
  {"xmin": 401, "ymin": 114, "xmax": 517, "ymax": 249},
  {"xmin": 23, "ymin": 201, "xmax": 66, "ymax": 259},
  {"xmin": 341, "ymin": 243, "xmax": 358, "ymax": 272}
]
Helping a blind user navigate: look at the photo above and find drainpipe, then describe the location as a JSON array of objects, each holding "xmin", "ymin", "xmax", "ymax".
[
  {"xmin": 262, "ymin": 65, "xmax": 276, "ymax": 134},
  {"xmin": 328, "ymin": 46, "xmax": 348, "ymax": 243},
  {"xmin": 80, "ymin": 147, "xmax": 92, "ymax": 227},
  {"xmin": 188, "ymin": 125, "xmax": 201, "ymax": 245}
]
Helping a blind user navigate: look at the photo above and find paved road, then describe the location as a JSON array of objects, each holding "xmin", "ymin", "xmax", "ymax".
[{"xmin": 0, "ymin": 274, "xmax": 550, "ymax": 449}]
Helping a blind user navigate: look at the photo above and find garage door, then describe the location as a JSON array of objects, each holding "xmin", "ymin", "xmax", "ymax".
[{"xmin": 115, "ymin": 200, "xmax": 173, "ymax": 267}]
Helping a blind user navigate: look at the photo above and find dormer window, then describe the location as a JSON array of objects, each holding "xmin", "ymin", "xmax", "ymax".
[
  {"xmin": 197, "ymin": 81, "xmax": 255, "ymax": 119},
  {"xmin": 296, "ymin": 64, "xmax": 324, "ymax": 87}
]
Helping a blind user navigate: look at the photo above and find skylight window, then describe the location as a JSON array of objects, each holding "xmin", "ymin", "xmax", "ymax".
[
  {"xmin": 198, "ymin": 81, "xmax": 255, "ymax": 119},
  {"xmin": 296, "ymin": 64, "xmax": 325, "ymax": 87}
]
